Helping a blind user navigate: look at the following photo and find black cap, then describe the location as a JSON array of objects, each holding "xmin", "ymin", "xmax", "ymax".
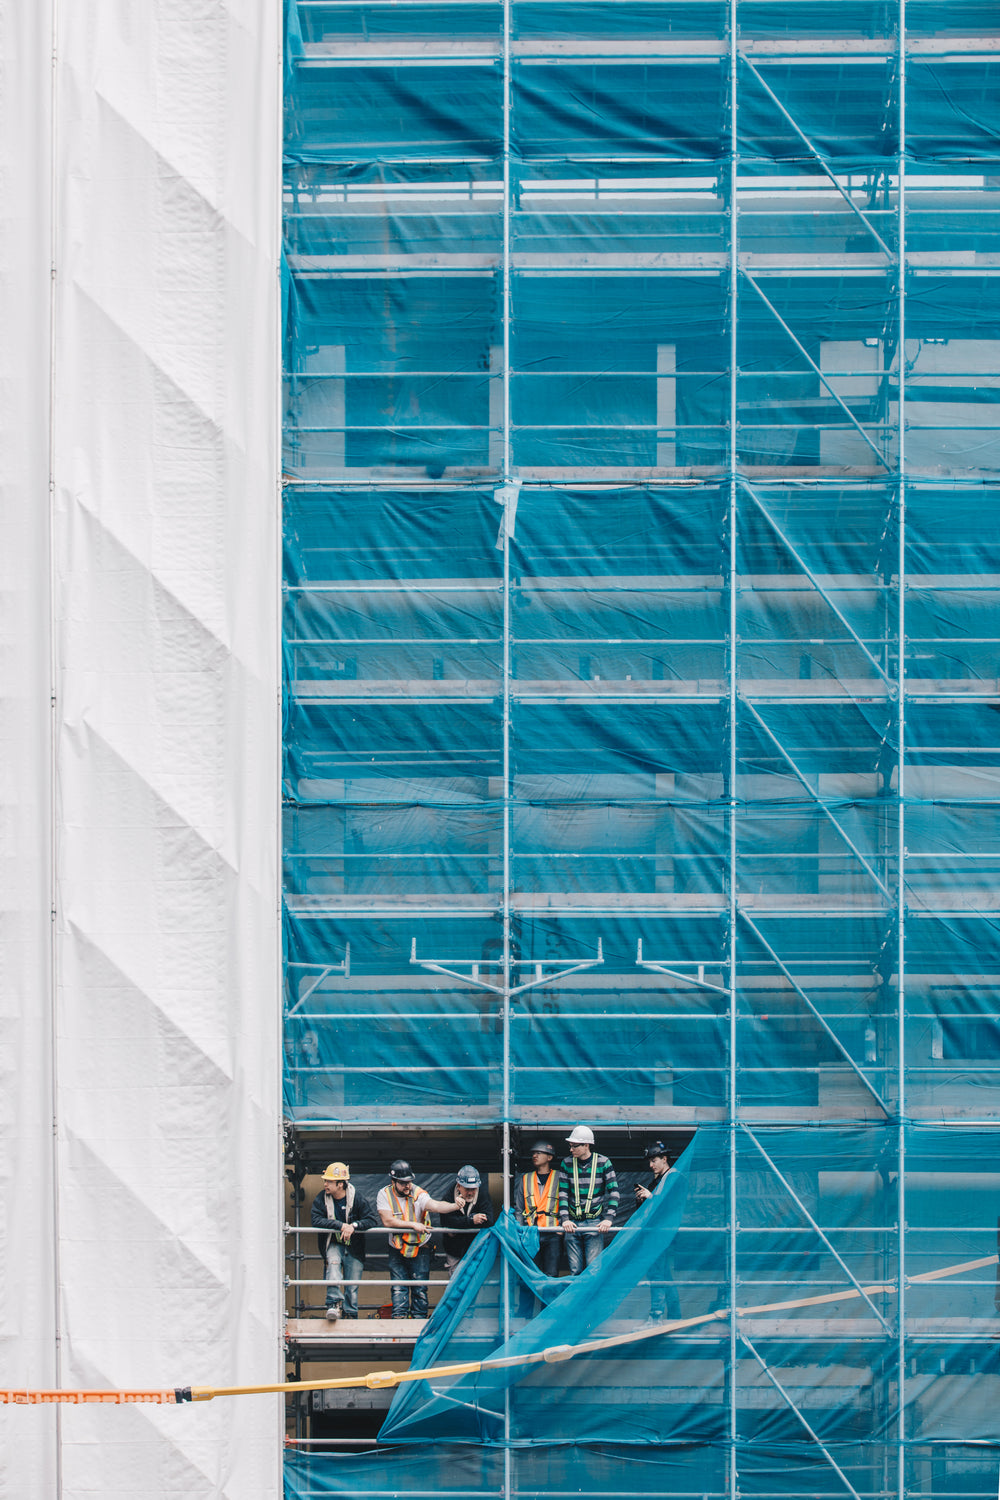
[
  {"xmin": 644, "ymin": 1141, "xmax": 668, "ymax": 1159},
  {"xmin": 529, "ymin": 1139, "xmax": 555, "ymax": 1157},
  {"xmin": 389, "ymin": 1158, "xmax": 414, "ymax": 1181}
]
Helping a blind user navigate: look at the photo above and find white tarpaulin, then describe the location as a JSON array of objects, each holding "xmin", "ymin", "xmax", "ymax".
[
  {"xmin": 1, "ymin": 3, "xmax": 281, "ymax": 1496},
  {"xmin": 0, "ymin": 2, "xmax": 59, "ymax": 1494}
]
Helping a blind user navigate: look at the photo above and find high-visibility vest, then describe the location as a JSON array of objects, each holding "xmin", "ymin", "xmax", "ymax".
[
  {"xmin": 387, "ymin": 1184, "xmax": 431, "ymax": 1257},
  {"xmin": 521, "ymin": 1170, "xmax": 559, "ymax": 1227},
  {"xmin": 570, "ymin": 1153, "xmax": 600, "ymax": 1219}
]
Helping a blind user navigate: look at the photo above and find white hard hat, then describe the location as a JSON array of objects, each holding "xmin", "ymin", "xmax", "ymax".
[{"xmin": 566, "ymin": 1125, "xmax": 595, "ymax": 1144}]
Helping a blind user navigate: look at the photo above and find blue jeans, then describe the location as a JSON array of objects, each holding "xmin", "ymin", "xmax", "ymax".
[
  {"xmin": 324, "ymin": 1241, "xmax": 364, "ymax": 1317},
  {"xmin": 564, "ymin": 1224, "xmax": 607, "ymax": 1275},
  {"xmin": 387, "ymin": 1244, "xmax": 431, "ymax": 1318}
]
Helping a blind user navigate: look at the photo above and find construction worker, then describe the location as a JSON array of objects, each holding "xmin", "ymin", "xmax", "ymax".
[
  {"xmin": 558, "ymin": 1125, "xmax": 619, "ymax": 1274},
  {"xmin": 376, "ymin": 1159, "xmax": 464, "ymax": 1319},
  {"xmin": 515, "ymin": 1140, "xmax": 562, "ymax": 1279},
  {"xmin": 441, "ymin": 1165, "xmax": 494, "ymax": 1279},
  {"xmin": 514, "ymin": 1139, "xmax": 562, "ymax": 1316},
  {"xmin": 635, "ymin": 1140, "xmax": 681, "ymax": 1321},
  {"xmin": 311, "ymin": 1162, "xmax": 379, "ymax": 1321}
]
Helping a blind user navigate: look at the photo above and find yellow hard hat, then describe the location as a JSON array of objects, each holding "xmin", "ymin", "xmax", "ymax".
[{"xmin": 322, "ymin": 1161, "xmax": 350, "ymax": 1181}]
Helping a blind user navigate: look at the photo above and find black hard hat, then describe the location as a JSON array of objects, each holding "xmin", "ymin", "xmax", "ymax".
[
  {"xmin": 389, "ymin": 1158, "xmax": 414, "ymax": 1182},
  {"xmin": 529, "ymin": 1140, "xmax": 555, "ymax": 1157},
  {"xmin": 644, "ymin": 1141, "xmax": 668, "ymax": 1159}
]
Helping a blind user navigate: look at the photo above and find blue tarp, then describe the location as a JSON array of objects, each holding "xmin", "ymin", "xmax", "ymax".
[{"xmin": 380, "ymin": 1137, "xmax": 692, "ymax": 1443}]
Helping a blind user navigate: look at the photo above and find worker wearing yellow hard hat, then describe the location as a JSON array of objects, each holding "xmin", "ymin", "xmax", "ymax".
[{"xmin": 311, "ymin": 1162, "xmax": 379, "ymax": 1320}]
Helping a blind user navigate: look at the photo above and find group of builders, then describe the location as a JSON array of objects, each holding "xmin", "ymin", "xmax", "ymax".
[{"xmin": 310, "ymin": 1127, "xmax": 678, "ymax": 1322}]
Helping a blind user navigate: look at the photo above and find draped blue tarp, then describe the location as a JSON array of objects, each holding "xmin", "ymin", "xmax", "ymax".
[{"xmin": 380, "ymin": 1136, "xmax": 693, "ymax": 1443}]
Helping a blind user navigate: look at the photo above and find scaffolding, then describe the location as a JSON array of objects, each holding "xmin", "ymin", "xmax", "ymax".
[{"xmin": 282, "ymin": 0, "xmax": 1000, "ymax": 1494}]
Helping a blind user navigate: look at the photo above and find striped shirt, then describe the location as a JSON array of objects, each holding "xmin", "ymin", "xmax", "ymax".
[{"xmin": 558, "ymin": 1153, "xmax": 619, "ymax": 1223}]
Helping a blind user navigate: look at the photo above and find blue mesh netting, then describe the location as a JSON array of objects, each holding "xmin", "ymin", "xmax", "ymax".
[
  {"xmin": 287, "ymin": 1127, "xmax": 1000, "ymax": 1491},
  {"xmin": 282, "ymin": 0, "xmax": 1000, "ymax": 1493}
]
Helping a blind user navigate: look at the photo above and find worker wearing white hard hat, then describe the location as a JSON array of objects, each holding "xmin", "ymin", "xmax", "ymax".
[{"xmin": 558, "ymin": 1126, "xmax": 619, "ymax": 1274}]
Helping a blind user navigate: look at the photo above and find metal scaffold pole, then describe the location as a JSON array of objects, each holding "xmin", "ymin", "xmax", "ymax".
[
  {"xmin": 896, "ymin": 2, "xmax": 908, "ymax": 1494},
  {"xmin": 501, "ymin": 0, "xmax": 513, "ymax": 1487},
  {"xmin": 728, "ymin": 1, "xmax": 739, "ymax": 1494}
]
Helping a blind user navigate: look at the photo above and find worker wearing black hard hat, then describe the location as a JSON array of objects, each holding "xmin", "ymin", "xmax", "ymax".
[
  {"xmin": 376, "ymin": 1159, "xmax": 465, "ymax": 1319},
  {"xmin": 515, "ymin": 1140, "xmax": 562, "ymax": 1279},
  {"xmin": 634, "ymin": 1141, "xmax": 681, "ymax": 1321},
  {"xmin": 514, "ymin": 1139, "xmax": 563, "ymax": 1316}
]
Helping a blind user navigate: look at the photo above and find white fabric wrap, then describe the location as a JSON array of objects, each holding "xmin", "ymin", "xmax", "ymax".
[{"xmin": 0, "ymin": 3, "xmax": 281, "ymax": 1495}]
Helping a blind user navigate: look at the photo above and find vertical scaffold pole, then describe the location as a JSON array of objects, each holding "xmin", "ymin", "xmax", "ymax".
[
  {"xmin": 896, "ymin": 2, "xmax": 907, "ymax": 1495},
  {"xmin": 501, "ymin": 518, "xmax": 512, "ymax": 1500},
  {"xmin": 501, "ymin": 0, "xmax": 513, "ymax": 1489},
  {"xmin": 501, "ymin": 0, "xmax": 513, "ymax": 1138},
  {"xmin": 728, "ymin": 1, "xmax": 740, "ymax": 1496}
]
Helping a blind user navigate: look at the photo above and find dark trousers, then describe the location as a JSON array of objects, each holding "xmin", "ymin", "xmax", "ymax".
[
  {"xmin": 387, "ymin": 1244, "xmax": 431, "ymax": 1319},
  {"xmin": 535, "ymin": 1229, "xmax": 562, "ymax": 1279},
  {"xmin": 517, "ymin": 1227, "xmax": 562, "ymax": 1316},
  {"xmin": 650, "ymin": 1253, "xmax": 681, "ymax": 1321}
]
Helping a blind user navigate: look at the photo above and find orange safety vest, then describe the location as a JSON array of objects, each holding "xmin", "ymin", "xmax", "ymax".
[
  {"xmin": 387, "ymin": 1183, "xmax": 431, "ymax": 1258},
  {"xmin": 521, "ymin": 1170, "xmax": 559, "ymax": 1228}
]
